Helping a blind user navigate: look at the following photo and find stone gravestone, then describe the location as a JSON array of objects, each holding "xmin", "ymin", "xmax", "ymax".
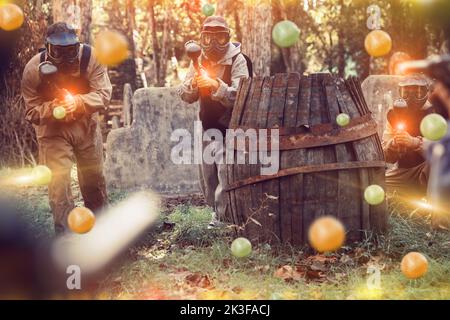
[
  {"xmin": 361, "ymin": 75, "xmax": 404, "ymax": 139},
  {"xmin": 104, "ymin": 87, "xmax": 201, "ymax": 194}
]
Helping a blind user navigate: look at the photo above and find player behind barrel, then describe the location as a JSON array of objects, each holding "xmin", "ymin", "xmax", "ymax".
[
  {"xmin": 21, "ymin": 22, "xmax": 112, "ymax": 235},
  {"xmin": 178, "ymin": 16, "xmax": 252, "ymax": 225},
  {"xmin": 382, "ymin": 74, "xmax": 437, "ymax": 198}
]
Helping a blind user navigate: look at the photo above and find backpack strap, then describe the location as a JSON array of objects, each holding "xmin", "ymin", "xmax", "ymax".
[
  {"xmin": 79, "ymin": 44, "xmax": 91, "ymax": 77},
  {"xmin": 39, "ymin": 50, "xmax": 46, "ymax": 63}
]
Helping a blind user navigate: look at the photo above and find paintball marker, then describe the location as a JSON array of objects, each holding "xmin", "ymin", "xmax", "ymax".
[
  {"xmin": 38, "ymin": 61, "xmax": 76, "ymax": 121},
  {"xmin": 184, "ymin": 40, "xmax": 211, "ymax": 96},
  {"xmin": 398, "ymin": 54, "xmax": 450, "ymax": 89},
  {"xmin": 399, "ymin": 55, "xmax": 450, "ymax": 119},
  {"xmin": 185, "ymin": 40, "xmax": 202, "ymax": 74},
  {"xmin": 387, "ymin": 99, "xmax": 408, "ymax": 155}
]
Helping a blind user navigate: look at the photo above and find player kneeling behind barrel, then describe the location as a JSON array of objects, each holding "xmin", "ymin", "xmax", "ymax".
[{"xmin": 178, "ymin": 16, "xmax": 251, "ymax": 225}]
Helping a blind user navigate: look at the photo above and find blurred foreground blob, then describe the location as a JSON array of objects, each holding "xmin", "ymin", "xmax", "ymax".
[
  {"xmin": 0, "ymin": 199, "xmax": 49, "ymax": 299},
  {"xmin": 420, "ymin": 113, "xmax": 448, "ymax": 141},
  {"xmin": 364, "ymin": 184, "xmax": 385, "ymax": 205},
  {"xmin": 68, "ymin": 207, "xmax": 96, "ymax": 234},
  {"xmin": 272, "ymin": 20, "xmax": 300, "ymax": 48},
  {"xmin": 230, "ymin": 237, "xmax": 252, "ymax": 258},
  {"xmin": 53, "ymin": 191, "xmax": 161, "ymax": 275},
  {"xmin": 308, "ymin": 216, "xmax": 345, "ymax": 253},
  {"xmin": 365, "ymin": 30, "xmax": 392, "ymax": 57},
  {"xmin": 93, "ymin": 30, "xmax": 129, "ymax": 66},
  {"xmin": 401, "ymin": 252, "xmax": 428, "ymax": 279},
  {"xmin": 0, "ymin": 3, "xmax": 24, "ymax": 31},
  {"xmin": 202, "ymin": 3, "xmax": 215, "ymax": 17},
  {"xmin": 389, "ymin": 52, "xmax": 411, "ymax": 75}
]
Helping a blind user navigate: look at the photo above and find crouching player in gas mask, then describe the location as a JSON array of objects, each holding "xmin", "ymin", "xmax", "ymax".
[
  {"xmin": 178, "ymin": 16, "xmax": 251, "ymax": 226},
  {"xmin": 382, "ymin": 74, "xmax": 436, "ymax": 198},
  {"xmin": 21, "ymin": 22, "xmax": 112, "ymax": 235}
]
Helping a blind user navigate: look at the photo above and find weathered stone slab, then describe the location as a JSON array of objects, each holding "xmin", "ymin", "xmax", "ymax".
[
  {"xmin": 361, "ymin": 75, "xmax": 404, "ymax": 138},
  {"xmin": 104, "ymin": 87, "xmax": 201, "ymax": 194}
]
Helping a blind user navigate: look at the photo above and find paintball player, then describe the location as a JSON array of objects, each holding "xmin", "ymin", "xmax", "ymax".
[
  {"xmin": 21, "ymin": 22, "xmax": 112, "ymax": 235},
  {"xmin": 178, "ymin": 16, "xmax": 251, "ymax": 223},
  {"xmin": 382, "ymin": 74, "xmax": 435, "ymax": 198}
]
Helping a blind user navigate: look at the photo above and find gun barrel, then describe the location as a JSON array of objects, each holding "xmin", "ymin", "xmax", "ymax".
[
  {"xmin": 397, "ymin": 59, "xmax": 430, "ymax": 75},
  {"xmin": 185, "ymin": 41, "xmax": 202, "ymax": 73}
]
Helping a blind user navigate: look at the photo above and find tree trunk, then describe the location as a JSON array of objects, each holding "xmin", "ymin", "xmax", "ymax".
[
  {"xmin": 148, "ymin": 0, "xmax": 162, "ymax": 86},
  {"xmin": 337, "ymin": 0, "xmax": 346, "ymax": 77},
  {"xmin": 126, "ymin": 0, "xmax": 137, "ymax": 55},
  {"xmin": 79, "ymin": 0, "xmax": 92, "ymax": 43},
  {"xmin": 241, "ymin": 0, "xmax": 272, "ymax": 76},
  {"xmin": 52, "ymin": 0, "xmax": 91, "ymax": 42},
  {"xmin": 215, "ymin": 0, "xmax": 229, "ymax": 16},
  {"xmin": 159, "ymin": 6, "xmax": 170, "ymax": 87}
]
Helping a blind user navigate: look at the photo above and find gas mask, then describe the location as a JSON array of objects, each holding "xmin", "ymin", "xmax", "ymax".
[
  {"xmin": 46, "ymin": 43, "xmax": 80, "ymax": 74},
  {"xmin": 400, "ymin": 85, "xmax": 429, "ymax": 110},
  {"xmin": 200, "ymin": 30, "xmax": 230, "ymax": 62}
]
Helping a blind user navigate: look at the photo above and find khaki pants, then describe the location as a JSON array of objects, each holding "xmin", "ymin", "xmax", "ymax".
[
  {"xmin": 198, "ymin": 133, "xmax": 227, "ymax": 219},
  {"xmin": 386, "ymin": 161, "xmax": 430, "ymax": 198},
  {"xmin": 38, "ymin": 118, "xmax": 107, "ymax": 234}
]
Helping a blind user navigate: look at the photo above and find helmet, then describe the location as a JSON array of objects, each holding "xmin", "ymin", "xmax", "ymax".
[
  {"xmin": 200, "ymin": 16, "xmax": 230, "ymax": 62},
  {"xmin": 45, "ymin": 22, "xmax": 80, "ymax": 74},
  {"xmin": 399, "ymin": 74, "xmax": 430, "ymax": 109}
]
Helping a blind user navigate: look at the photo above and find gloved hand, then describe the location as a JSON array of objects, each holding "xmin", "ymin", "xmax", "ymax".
[
  {"xmin": 61, "ymin": 95, "xmax": 85, "ymax": 115},
  {"xmin": 195, "ymin": 75, "xmax": 220, "ymax": 93},
  {"xmin": 393, "ymin": 131, "xmax": 422, "ymax": 150}
]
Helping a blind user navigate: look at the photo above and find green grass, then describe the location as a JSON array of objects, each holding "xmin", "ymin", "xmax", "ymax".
[
  {"xmin": 3, "ymin": 185, "xmax": 449, "ymax": 300},
  {"xmin": 95, "ymin": 199, "xmax": 449, "ymax": 300}
]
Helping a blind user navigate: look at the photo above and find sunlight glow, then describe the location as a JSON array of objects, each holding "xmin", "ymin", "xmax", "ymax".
[
  {"xmin": 415, "ymin": 198, "xmax": 434, "ymax": 211},
  {"xmin": 14, "ymin": 175, "xmax": 33, "ymax": 185}
]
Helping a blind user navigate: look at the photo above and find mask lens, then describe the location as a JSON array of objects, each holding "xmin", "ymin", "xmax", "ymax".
[
  {"xmin": 201, "ymin": 31, "xmax": 229, "ymax": 47},
  {"xmin": 216, "ymin": 32, "xmax": 229, "ymax": 45},
  {"xmin": 400, "ymin": 86, "xmax": 428, "ymax": 102},
  {"xmin": 201, "ymin": 33, "xmax": 212, "ymax": 46},
  {"xmin": 416, "ymin": 86, "xmax": 428, "ymax": 99},
  {"xmin": 400, "ymin": 86, "xmax": 418, "ymax": 100},
  {"xmin": 49, "ymin": 44, "xmax": 79, "ymax": 61}
]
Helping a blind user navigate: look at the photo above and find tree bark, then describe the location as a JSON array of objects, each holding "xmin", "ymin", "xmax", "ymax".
[
  {"xmin": 52, "ymin": 0, "xmax": 91, "ymax": 43},
  {"xmin": 148, "ymin": 0, "xmax": 162, "ymax": 86},
  {"xmin": 241, "ymin": 0, "xmax": 272, "ymax": 76}
]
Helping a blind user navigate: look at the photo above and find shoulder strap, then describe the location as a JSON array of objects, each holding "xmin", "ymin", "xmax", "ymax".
[
  {"xmin": 232, "ymin": 53, "xmax": 253, "ymax": 78},
  {"xmin": 80, "ymin": 44, "xmax": 91, "ymax": 77},
  {"xmin": 39, "ymin": 51, "xmax": 46, "ymax": 63}
]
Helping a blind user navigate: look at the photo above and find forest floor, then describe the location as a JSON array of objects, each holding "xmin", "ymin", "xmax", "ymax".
[{"xmin": 5, "ymin": 172, "xmax": 450, "ymax": 300}]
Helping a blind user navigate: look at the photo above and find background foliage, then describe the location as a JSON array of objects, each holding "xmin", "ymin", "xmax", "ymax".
[{"xmin": 1, "ymin": 0, "xmax": 449, "ymax": 166}]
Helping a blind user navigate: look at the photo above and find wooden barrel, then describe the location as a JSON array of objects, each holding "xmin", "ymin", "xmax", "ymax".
[{"xmin": 223, "ymin": 73, "xmax": 387, "ymax": 245}]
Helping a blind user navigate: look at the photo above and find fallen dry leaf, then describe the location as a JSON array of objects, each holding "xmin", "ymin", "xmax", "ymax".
[
  {"xmin": 185, "ymin": 273, "xmax": 212, "ymax": 289},
  {"xmin": 274, "ymin": 265, "xmax": 304, "ymax": 282},
  {"xmin": 305, "ymin": 269, "xmax": 325, "ymax": 281},
  {"xmin": 310, "ymin": 261, "xmax": 328, "ymax": 272}
]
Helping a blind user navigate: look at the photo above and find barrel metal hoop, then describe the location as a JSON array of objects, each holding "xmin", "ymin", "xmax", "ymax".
[
  {"xmin": 230, "ymin": 114, "xmax": 378, "ymax": 151},
  {"xmin": 224, "ymin": 160, "xmax": 386, "ymax": 192}
]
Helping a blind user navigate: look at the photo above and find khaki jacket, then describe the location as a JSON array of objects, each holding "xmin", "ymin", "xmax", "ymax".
[{"xmin": 21, "ymin": 45, "xmax": 112, "ymax": 139}]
